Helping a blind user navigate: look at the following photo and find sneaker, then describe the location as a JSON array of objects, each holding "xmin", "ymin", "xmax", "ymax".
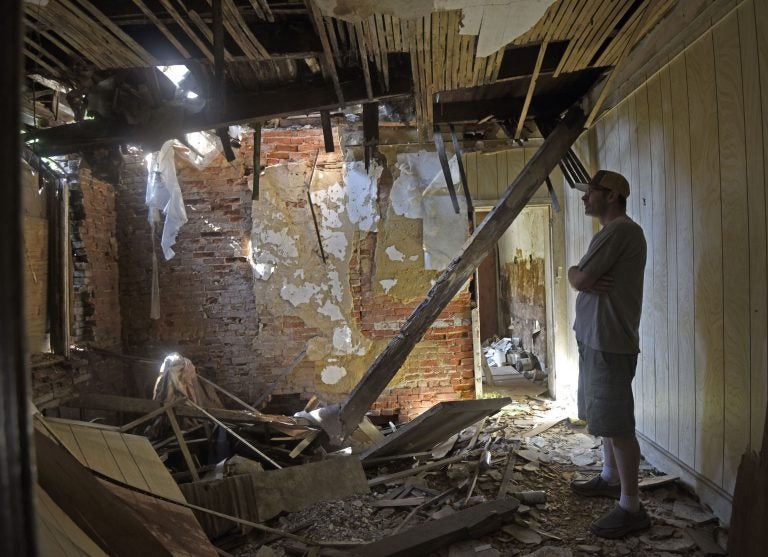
[
  {"xmin": 591, "ymin": 503, "xmax": 651, "ymax": 539},
  {"xmin": 570, "ymin": 475, "xmax": 621, "ymax": 499}
]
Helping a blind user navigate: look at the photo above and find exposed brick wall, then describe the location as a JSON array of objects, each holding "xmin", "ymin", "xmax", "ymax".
[
  {"xmin": 349, "ymin": 233, "xmax": 474, "ymax": 422},
  {"xmin": 116, "ymin": 149, "xmax": 262, "ymax": 398},
  {"xmin": 114, "ymin": 126, "xmax": 475, "ymax": 420},
  {"xmin": 70, "ymin": 161, "xmax": 122, "ymax": 350}
]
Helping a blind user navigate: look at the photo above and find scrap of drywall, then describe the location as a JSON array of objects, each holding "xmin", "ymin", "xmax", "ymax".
[{"xmin": 345, "ymin": 161, "xmax": 381, "ymax": 232}]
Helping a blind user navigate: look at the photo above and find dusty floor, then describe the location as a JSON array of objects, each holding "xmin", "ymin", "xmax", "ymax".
[{"xmin": 229, "ymin": 395, "xmax": 727, "ymax": 556}]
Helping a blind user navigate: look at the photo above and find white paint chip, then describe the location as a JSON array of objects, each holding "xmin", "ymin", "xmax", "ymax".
[
  {"xmin": 380, "ymin": 279, "xmax": 398, "ymax": 293},
  {"xmin": 321, "ymin": 365, "xmax": 347, "ymax": 385},
  {"xmin": 319, "ymin": 300, "xmax": 344, "ymax": 321},
  {"xmin": 385, "ymin": 245, "xmax": 406, "ymax": 262},
  {"xmin": 280, "ymin": 282, "xmax": 321, "ymax": 306}
]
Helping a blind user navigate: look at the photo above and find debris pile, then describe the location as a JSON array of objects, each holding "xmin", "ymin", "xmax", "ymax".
[{"xmin": 37, "ymin": 349, "xmax": 728, "ymax": 556}]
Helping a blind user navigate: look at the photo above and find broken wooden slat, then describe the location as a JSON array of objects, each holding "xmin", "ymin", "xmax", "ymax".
[
  {"xmin": 328, "ymin": 106, "xmax": 587, "ymax": 443},
  {"xmin": 165, "ymin": 408, "xmax": 200, "ymax": 481},
  {"xmin": 362, "ymin": 399, "xmax": 510, "ymax": 461},
  {"xmin": 362, "ymin": 101, "xmax": 379, "ymax": 171},
  {"xmin": 448, "ymin": 124, "xmax": 473, "ymax": 217},
  {"xmin": 515, "ymin": 39, "xmax": 549, "ymax": 139},
  {"xmin": 638, "ymin": 474, "xmax": 679, "ymax": 489},
  {"xmin": 305, "ymin": 0, "xmax": 344, "ymax": 103},
  {"xmin": 157, "ymin": 0, "xmax": 214, "ymax": 63},
  {"xmin": 368, "ymin": 451, "xmax": 481, "ymax": 487},
  {"xmin": 184, "ymin": 398, "xmax": 282, "ymax": 469},
  {"xmin": 433, "ymin": 126, "xmax": 461, "ymax": 214},
  {"xmin": 353, "ymin": 498, "xmax": 518, "ymax": 556},
  {"xmin": 289, "ymin": 430, "xmax": 320, "ymax": 458},
  {"xmin": 129, "ymin": 0, "xmax": 191, "ymax": 59}
]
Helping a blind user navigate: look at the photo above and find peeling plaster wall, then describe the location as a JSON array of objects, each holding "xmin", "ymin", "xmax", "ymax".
[{"xmin": 116, "ymin": 125, "xmax": 475, "ymax": 419}]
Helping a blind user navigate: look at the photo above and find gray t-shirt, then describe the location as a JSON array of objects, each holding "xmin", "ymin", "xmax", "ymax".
[{"xmin": 573, "ymin": 215, "xmax": 647, "ymax": 354}]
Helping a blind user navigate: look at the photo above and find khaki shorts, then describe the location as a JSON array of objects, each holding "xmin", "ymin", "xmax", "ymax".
[{"xmin": 577, "ymin": 341, "xmax": 637, "ymax": 438}]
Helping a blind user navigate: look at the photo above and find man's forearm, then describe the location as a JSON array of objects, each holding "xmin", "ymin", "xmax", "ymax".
[{"xmin": 568, "ymin": 265, "xmax": 594, "ymax": 291}]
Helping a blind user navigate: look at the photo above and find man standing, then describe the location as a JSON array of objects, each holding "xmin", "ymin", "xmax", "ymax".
[{"xmin": 567, "ymin": 170, "xmax": 649, "ymax": 538}]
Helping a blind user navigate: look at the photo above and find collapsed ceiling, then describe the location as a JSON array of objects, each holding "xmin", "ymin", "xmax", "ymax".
[{"xmin": 21, "ymin": 0, "xmax": 677, "ymax": 160}]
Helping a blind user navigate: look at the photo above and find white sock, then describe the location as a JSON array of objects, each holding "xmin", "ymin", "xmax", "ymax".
[
  {"xmin": 619, "ymin": 494, "xmax": 640, "ymax": 513},
  {"xmin": 600, "ymin": 465, "xmax": 620, "ymax": 485}
]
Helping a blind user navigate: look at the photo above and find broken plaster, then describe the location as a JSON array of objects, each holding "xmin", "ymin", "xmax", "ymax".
[{"xmin": 314, "ymin": 0, "xmax": 554, "ymax": 57}]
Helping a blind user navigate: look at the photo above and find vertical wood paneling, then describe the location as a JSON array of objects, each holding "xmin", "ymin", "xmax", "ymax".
[
  {"xmin": 741, "ymin": 0, "xmax": 768, "ymax": 453},
  {"xmin": 670, "ymin": 53, "xmax": 696, "ymax": 468},
  {"xmin": 660, "ymin": 64, "xmax": 680, "ymax": 456},
  {"xmin": 464, "ymin": 151, "xmax": 478, "ymax": 200},
  {"xmin": 753, "ymin": 0, "xmax": 768, "ymax": 453},
  {"xmin": 686, "ymin": 32, "xmax": 724, "ymax": 483},
  {"xmin": 476, "ymin": 152, "xmax": 498, "ymax": 200},
  {"xmin": 648, "ymin": 72, "xmax": 670, "ymax": 451},
  {"xmin": 496, "ymin": 150, "xmax": 508, "ymax": 197},
  {"xmin": 714, "ymin": 12, "xmax": 751, "ymax": 495},
  {"xmin": 567, "ymin": 2, "xmax": 768, "ymax": 495},
  {"xmin": 506, "ymin": 149, "xmax": 524, "ymax": 189},
  {"xmin": 626, "ymin": 93, "xmax": 644, "ymax": 427},
  {"xmin": 635, "ymin": 83, "xmax": 656, "ymax": 440}
]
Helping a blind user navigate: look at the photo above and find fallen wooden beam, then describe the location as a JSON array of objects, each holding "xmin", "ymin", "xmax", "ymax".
[
  {"xmin": 352, "ymin": 498, "xmax": 519, "ymax": 556},
  {"xmin": 326, "ymin": 105, "xmax": 587, "ymax": 444},
  {"xmin": 66, "ymin": 393, "xmax": 295, "ymax": 426},
  {"xmin": 27, "ymin": 77, "xmax": 411, "ymax": 156}
]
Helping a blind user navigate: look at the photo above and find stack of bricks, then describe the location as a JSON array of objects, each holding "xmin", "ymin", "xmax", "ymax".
[{"xmin": 349, "ymin": 233, "xmax": 475, "ymax": 422}]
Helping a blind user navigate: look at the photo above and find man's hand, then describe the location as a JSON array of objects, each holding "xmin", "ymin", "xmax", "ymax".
[{"xmin": 585, "ymin": 275, "xmax": 614, "ymax": 295}]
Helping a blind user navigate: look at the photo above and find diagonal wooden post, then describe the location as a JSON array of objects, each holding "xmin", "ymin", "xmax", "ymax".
[{"xmin": 327, "ymin": 105, "xmax": 587, "ymax": 443}]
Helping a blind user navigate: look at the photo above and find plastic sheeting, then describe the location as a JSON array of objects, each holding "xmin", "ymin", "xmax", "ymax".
[{"xmin": 146, "ymin": 140, "xmax": 188, "ymax": 260}]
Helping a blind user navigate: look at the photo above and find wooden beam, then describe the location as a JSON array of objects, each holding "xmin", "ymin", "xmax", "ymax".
[
  {"xmin": 362, "ymin": 101, "xmax": 379, "ymax": 171},
  {"xmin": 67, "ymin": 394, "xmax": 268, "ymax": 424},
  {"xmin": 165, "ymin": 408, "xmax": 200, "ymax": 481},
  {"xmin": 515, "ymin": 39, "xmax": 548, "ymax": 139},
  {"xmin": 320, "ymin": 109, "xmax": 334, "ymax": 152},
  {"xmin": 329, "ymin": 105, "xmax": 587, "ymax": 443},
  {"xmin": 27, "ymin": 77, "xmax": 412, "ymax": 156},
  {"xmin": 448, "ymin": 124, "xmax": 473, "ymax": 218},
  {"xmin": 1, "ymin": 3, "xmax": 35, "ymax": 554},
  {"xmin": 433, "ymin": 127, "xmax": 460, "ymax": 213}
]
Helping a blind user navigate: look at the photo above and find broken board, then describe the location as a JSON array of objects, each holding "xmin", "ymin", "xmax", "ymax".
[
  {"xmin": 180, "ymin": 456, "xmax": 370, "ymax": 538},
  {"xmin": 352, "ymin": 497, "xmax": 519, "ymax": 556},
  {"xmin": 41, "ymin": 420, "xmax": 217, "ymax": 557},
  {"xmin": 37, "ymin": 485, "xmax": 108, "ymax": 557},
  {"xmin": 361, "ymin": 398, "xmax": 511, "ymax": 461}
]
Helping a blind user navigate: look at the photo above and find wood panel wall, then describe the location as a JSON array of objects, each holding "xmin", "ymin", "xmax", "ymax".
[{"xmin": 565, "ymin": 1, "xmax": 768, "ymax": 512}]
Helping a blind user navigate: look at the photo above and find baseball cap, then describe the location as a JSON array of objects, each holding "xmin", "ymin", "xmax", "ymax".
[{"xmin": 574, "ymin": 169, "xmax": 630, "ymax": 198}]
